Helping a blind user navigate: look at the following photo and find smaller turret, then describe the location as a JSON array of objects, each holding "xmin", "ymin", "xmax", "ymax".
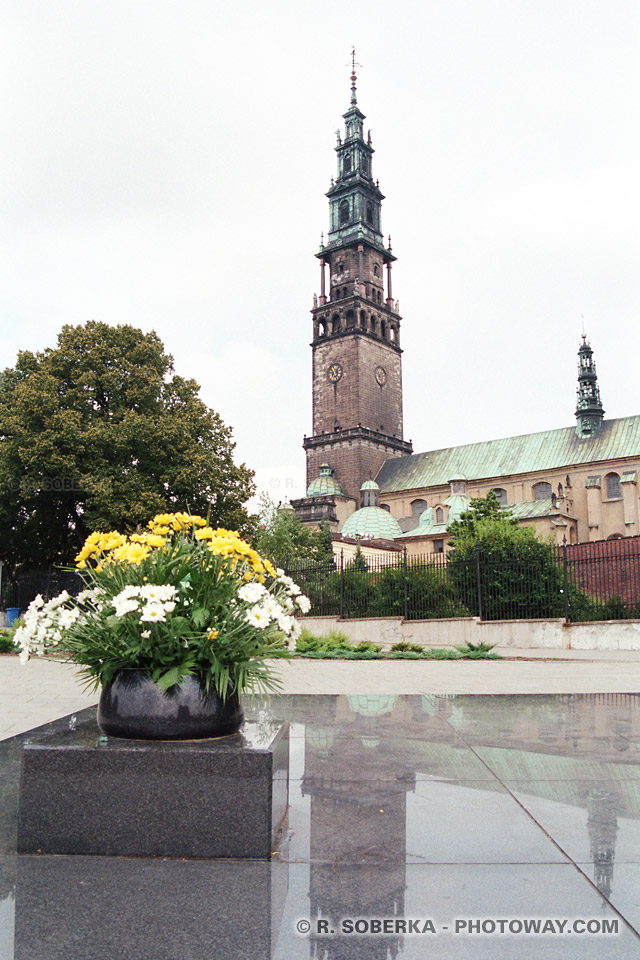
[{"xmin": 575, "ymin": 334, "xmax": 604, "ymax": 438}]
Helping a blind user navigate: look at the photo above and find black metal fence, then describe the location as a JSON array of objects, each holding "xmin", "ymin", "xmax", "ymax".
[
  {"xmin": 1, "ymin": 568, "xmax": 84, "ymax": 613},
  {"xmin": 2, "ymin": 537, "xmax": 639, "ymax": 624},
  {"xmin": 284, "ymin": 537, "xmax": 640, "ymax": 623}
]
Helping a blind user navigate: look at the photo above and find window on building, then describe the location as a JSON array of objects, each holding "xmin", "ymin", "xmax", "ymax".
[
  {"xmin": 380, "ymin": 319, "xmax": 387, "ymax": 339},
  {"xmin": 435, "ymin": 507, "xmax": 444, "ymax": 524},
  {"xmin": 374, "ymin": 263, "xmax": 380, "ymax": 277},
  {"xmin": 434, "ymin": 539, "xmax": 444, "ymax": 554},
  {"xmin": 339, "ymin": 200, "xmax": 349, "ymax": 225},
  {"xmin": 380, "ymin": 504, "xmax": 390, "ymax": 513},
  {"xmin": 492, "ymin": 488, "xmax": 508, "ymax": 506},
  {"xmin": 533, "ymin": 482, "xmax": 552, "ymax": 500},
  {"xmin": 366, "ymin": 202, "xmax": 373, "ymax": 225},
  {"xmin": 606, "ymin": 473, "xmax": 621, "ymax": 498},
  {"xmin": 411, "ymin": 499, "xmax": 427, "ymax": 516},
  {"xmin": 344, "ymin": 153, "xmax": 352, "ymax": 174}
]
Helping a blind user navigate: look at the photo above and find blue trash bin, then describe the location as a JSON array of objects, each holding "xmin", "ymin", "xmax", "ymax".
[{"xmin": 6, "ymin": 607, "xmax": 21, "ymax": 627}]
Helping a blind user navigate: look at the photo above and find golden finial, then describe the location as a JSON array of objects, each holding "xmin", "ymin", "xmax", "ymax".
[{"xmin": 347, "ymin": 46, "xmax": 362, "ymax": 104}]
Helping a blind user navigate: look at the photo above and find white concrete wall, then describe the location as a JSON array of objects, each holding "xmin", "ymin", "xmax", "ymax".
[{"xmin": 301, "ymin": 616, "xmax": 640, "ymax": 651}]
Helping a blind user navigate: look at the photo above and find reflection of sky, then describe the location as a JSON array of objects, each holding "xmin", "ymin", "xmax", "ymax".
[
  {"xmin": 5, "ymin": 695, "xmax": 640, "ymax": 957},
  {"xmin": 0, "ymin": 893, "xmax": 14, "ymax": 960}
]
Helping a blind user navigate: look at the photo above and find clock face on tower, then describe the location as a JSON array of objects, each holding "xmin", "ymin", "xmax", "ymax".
[
  {"xmin": 375, "ymin": 366, "xmax": 387, "ymax": 386},
  {"xmin": 327, "ymin": 362, "xmax": 343, "ymax": 384}
]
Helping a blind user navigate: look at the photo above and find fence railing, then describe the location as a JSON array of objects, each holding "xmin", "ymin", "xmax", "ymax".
[
  {"xmin": 2, "ymin": 537, "xmax": 639, "ymax": 624},
  {"xmin": 283, "ymin": 537, "xmax": 640, "ymax": 623}
]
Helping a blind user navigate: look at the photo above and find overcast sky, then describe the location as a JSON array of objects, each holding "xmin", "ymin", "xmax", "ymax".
[{"xmin": 1, "ymin": 1, "xmax": 638, "ymax": 506}]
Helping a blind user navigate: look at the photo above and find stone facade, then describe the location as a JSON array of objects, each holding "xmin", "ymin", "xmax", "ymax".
[{"xmin": 380, "ymin": 426, "xmax": 640, "ymax": 554}]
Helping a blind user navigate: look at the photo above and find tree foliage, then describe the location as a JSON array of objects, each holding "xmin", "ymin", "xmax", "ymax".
[
  {"xmin": 254, "ymin": 494, "xmax": 335, "ymax": 567},
  {"xmin": 0, "ymin": 321, "xmax": 255, "ymax": 573},
  {"xmin": 447, "ymin": 493, "xmax": 564, "ymax": 620},
  {"xmin": 447, "ymin": 489, "xmax": 517, "ymax": 543}
]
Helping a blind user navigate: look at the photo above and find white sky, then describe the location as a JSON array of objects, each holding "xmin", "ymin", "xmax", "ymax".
[{"xmin": 1, "ymin": 1, "xmax": 638, "ymax": 505}]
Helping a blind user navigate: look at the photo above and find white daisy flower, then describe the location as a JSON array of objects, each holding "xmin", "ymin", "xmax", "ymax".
[{"xmin": 140, "ymin": 603, "xmax": 167, "ymax": 623}]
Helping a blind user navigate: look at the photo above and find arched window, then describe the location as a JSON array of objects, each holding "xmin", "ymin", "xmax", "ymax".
[
  {"xmin": 318, "ymin": 320, "xmax": 326, "ymax": 337},
  {"xmin": 389, "ymin": 326, "xmax": 396, "ymax": 343},
  {"xmin": 380, "ymin": 504, "xmax": 390, "ymax": 513},
  {"xmin": 370, "ymin": 316, "xmax": 377, "ymax": 336},
  {"xmin": 533, "ymin": 482, "xmax": 552, "ymax": 501},
  {"xmin": 339, "ymin": 200, "xmax": 349, "ymax": 225},
  {"xmin": 373, "ymin": 263, "xmax": 380, "ymax": 277},
  {"xmin": 330, "ymin": 313, "xmax": 339, "ymax": 334},
  {"xmin": 411, "ymin": 499, "xmax": 427, "ymax": 516},
  {"xmin": 606, "ymin": 473, "xmax": 621, "ymax": 498},
  {"xmin": 366, "ymin": 202, "xmax": 373, "ymax": 225},
  {"xmin": 345, "ymin": 310, "xmax": 354, "ymax": 329},
  {"xmin": 435, "ymin": 507, "xmax": 444, "ymax": 524},
  {"xmin": 343, "ymin": 153, "xmax": 352, "ymax": 174},
  {"xmin": 380, "ymin": 319, "xmax": 387, "ymax": 339},
  {"xmin": 607, "ymin": 532, "xmax": 624, "ymax": 540},
  {"xmin": 492, "ymin": 488, "xmax": 508, "ymax": 506},
  {"xmin": 359, "ymin": 310, "xmax": 366, "ymax": 328}
]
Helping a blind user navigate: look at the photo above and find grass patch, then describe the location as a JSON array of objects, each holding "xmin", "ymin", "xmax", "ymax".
[{"xmin": 295, "ymin": 631, "xmax": 499, "ymax": 661}]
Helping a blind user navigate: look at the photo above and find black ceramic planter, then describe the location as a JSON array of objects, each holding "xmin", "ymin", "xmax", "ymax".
[{"xmin": 97, "ymin": 669, "xmax": 244, "ymax": 740}]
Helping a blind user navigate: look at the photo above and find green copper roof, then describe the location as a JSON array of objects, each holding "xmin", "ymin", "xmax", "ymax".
[
  {"xmin": 360, "ymin": 479, "xmax": 379, "ymax": 490},
  {"xmin": 307, "ymin": 463, "xmax": 345, "ymax": 498},
  {"xmin": 307, "ymin": 475, "xmax": 345, "ymax": 497},
  {"xmin": 507, "ymin": 499, "xmax": 557, "ymax": 520},
  {"xmin": 376, "ymin": 415, "xmax": 640, "ymax": 494},
  {"xmin": 341, "ymin": 506, "xmax": 403, "ymax": 540},
  {"xmin": 399, "ymin": 493, "xmax": 470, "ymax": 538}
]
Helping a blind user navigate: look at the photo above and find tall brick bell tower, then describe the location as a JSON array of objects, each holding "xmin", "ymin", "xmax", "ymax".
[{"xmin": 294, "ymin": 55, "xmax": 412, "ymax": 529}]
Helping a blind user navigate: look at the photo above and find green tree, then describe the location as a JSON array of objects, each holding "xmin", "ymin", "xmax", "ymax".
[
  {"xmin": 255, "ymin": 494, "xmax": 334, "ymax": 567},
  {"xmin": 351, "ymin": 544, "xmax": 369, "ymax": 572},
  {"xmin": 0, "ymin": 321, "xmax": 255, "ymax": 574},
  {"xmin": 447, "ymin": 511, "xmax": 564, "ymax": 620},
  {"xmin": 447, "ymin": 489, "xmax": 517, "ymax": 542}
]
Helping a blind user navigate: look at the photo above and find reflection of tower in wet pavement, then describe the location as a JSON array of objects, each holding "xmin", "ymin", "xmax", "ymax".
[
  {"xmin": 587, "ymin": 787, "xmax": 619, "ymax": 899},
  {"xmin": 302, "ymin": 695, "xmax": 416, "ymax": 960}
]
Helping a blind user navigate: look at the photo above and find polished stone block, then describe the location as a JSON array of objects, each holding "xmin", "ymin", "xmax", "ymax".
[{"xmin": 17, "ymin": 712, "xmax": 289, "ymax": 860}]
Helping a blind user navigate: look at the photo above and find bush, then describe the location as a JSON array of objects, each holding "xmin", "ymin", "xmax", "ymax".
[
  {"xmin": 295, "ymin": 629, "xmax": 353, "ymax": 654},
  {"xmin": 390, "ymin": 641, "xmax": 425, "ymax": 653},
  {"xmin": 0, "ymin": 631, "xmax": 18, "ymax": 653},
  {"xmin": 454, "ymin": 640, "xmax": 502, "ymax": 659}
]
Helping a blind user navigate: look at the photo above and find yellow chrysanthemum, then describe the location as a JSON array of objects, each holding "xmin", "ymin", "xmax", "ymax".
[{"xmin": 194, "ymin": 527, "xmax": 215, "ymax": 540}]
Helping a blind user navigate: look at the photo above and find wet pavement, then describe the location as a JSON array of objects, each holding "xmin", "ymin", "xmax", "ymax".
[{"xmin": 2, "ymin": 693, "xmax": 640, "ymax": 958}]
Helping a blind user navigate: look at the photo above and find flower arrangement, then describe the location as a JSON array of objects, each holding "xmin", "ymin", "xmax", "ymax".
[{"xmin": 16, "ymin": 512, "xmax": 309, "ymax": 697}]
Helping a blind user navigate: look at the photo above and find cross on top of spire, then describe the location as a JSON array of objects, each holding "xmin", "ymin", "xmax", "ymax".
[{"xmin": 348, "ymin": 46, "xmax": 362, "ymax": 104}]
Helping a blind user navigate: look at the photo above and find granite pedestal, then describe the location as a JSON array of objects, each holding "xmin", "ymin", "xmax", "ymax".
[{"xmin": 17, "ymin": 710, "xmax": 289, "ymax": 860}]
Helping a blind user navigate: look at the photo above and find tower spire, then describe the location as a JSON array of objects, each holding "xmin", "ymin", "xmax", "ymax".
[
  {"xmin": 349, "ymin": 46, "xmax": 361, "ymax": 105},
  {"xmin": 575, "ymin": 333, "xmax": 604, "ymax": 437}
]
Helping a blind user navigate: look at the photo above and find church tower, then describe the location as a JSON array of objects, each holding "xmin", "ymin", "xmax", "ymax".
[{"xmin": 303, "ymin": 57, "xmax": 412, "ymax": 508}]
